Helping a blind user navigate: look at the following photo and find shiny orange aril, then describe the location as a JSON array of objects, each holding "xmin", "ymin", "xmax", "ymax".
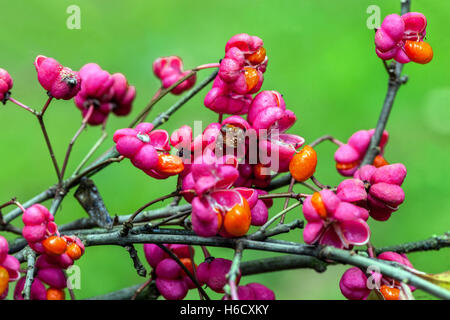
[
  {"xmin": 373, "ymin": 155, "xmax": 389, "ymax": 168},
  {"xmin": 311, "ymin": 192, "xmax": 327, "ymax": 219},
  {"xmin": 253, "ymin": 163, "xmax": 271, "ymax": 181},
  {"xmin": 156, "ymin": 154, "xmax": 184, "ymax": 175},
  {"xmin": 216, "ymin": 211, "xmax": 223, "ymax": 230},
  {"xmin": 289, "ymin": 145, "xmax": 317, "ymax": 182},
  {"xmin": 246, "ymin": 47, "xmax": 266, "ymax": 65},
  {"xmin": 66, "ymin": 243, "xmax": 82, "ymax": 261},
  {"xmin": 335, "ymin": 160, "xmax": 359, "ymax": 171},
  {"xmin": 244, "ymin": 67, "xmax": 259, "ymax": 92},
  {"xmin": 46, "ymin": 288, "xmax": 65, "ymax": 300},
  {"xmin": 0, "ymin": 266, "xmax": 9, "ymax": 296},
  {"xmin": 404, "ymin": 40, "xmax": 433, "ymax": 64},
  {"xmin": 380, "ymin": 285, "xmax": 400, "ymax": 300},
  {"xmin": 179, "ymin": 257, "xmax": 197, "ymax": 276},
  {"xmin": 223, "ymin": 198, "xmax": 251, "ymax": 237},
  {"xmin": 42, "ymin": 236, "xmax": 67, "ymax": 255}
]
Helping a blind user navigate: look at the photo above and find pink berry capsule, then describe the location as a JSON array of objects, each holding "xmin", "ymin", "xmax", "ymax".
[
  {"xmin": 34, "ymin": 55, "xmax": 81, "ymax": 100},
  {"xmin": 0, "ymin": 68, "xmax": 13, "ymax": 102}
]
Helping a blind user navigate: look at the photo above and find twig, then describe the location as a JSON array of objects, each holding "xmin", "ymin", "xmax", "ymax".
[
  {"xmin": 374, "ymin": 233, "xmax": 449, "ymax": 255},
  {"xmin": 90, "ymin": 279, "xmax": 160, "ymax": 300},
  {"xmin": 280, "ymin": 177, "xmax": 295, "ymax": 224},
  {"xmin": 300, "ymin": 181, "xmax": 321, "ymax": 192},
  {"xmin": 36, "ymin": 98, "xmax": 62, "ymax": 182},
  {"xmin": 2, "ymin": 188, "xmax": 57, "ymax": 224},
  {"xmin": 49, "ymin": 193, "xmax": 65, "ymax": 216},
  {"xmin": 8, "ymin": 97, "xmax": 38, "ymax": 115},
  {"xmin": 59, "ymin": 204, "xmax": 192, "ymax": 232},
  {"xmin": 23, "ymin": 248, "xmax": 36, "ymax": 300},
  {"xmin": 59, "ymin": 105, "xmax": 94, "ymax": 181},
  {"xmin": 258, "ymin": 192, "xmax": 310, "ymax": 201},
  {"xmin": 139, "ymin": 88, "xmax": 161, "ymax": 124},
  {"xmin": 309, "ymin": 135, "xmax": 344, "ymax": 148},
  {"xmin": 310, "ymin": 176, "xmax": 331, "ymax": 190},
  {"xmin": 225, "ymin": 241, "xmax": 244, "ymax": 300},
  {"xmin": 259, "ymin": 202, "xmax": 302, "ymax": 233},
  {"xmin": 147, "ymin": 211, "xmax": 190, "ymax": 229},
  {"xmin": 131, "ymin": 277, "xmax": 154, "ymax": 300},
  {"xmin": 120, "ymin": 191, "xmax": 179, "ymax": 236},
  {"xmin": 72, "ymin": 124, "xmax": 108, "ymax": 176},
  {"xmin": 123, "ymin": 244, "xmax": 147, "ymax": 277},
  {"xmin": 249, "ymin": 219, "xmax": 304, "ymax": 241}
]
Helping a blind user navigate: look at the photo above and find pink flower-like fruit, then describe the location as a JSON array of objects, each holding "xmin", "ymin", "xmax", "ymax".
[{"xmin": 34, "ymin": 55, "xmax": 81, "ymax": 100}]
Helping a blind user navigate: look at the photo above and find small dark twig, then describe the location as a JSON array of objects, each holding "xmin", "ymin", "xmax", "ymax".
[
  {"xmin": 309, "ymin": 135, "xmax": 344, "ymax": 148},
  {"xmin": 156, "ymin": 244, "xmax": 210, "ymax": 300},
  {"xmin": 123, "ymin": 244, "xmax": 147, "ymax": 277},
  {"xmin": 280, "ymin": 177, "xmax": 295, "ymax": 224},
  {"xmin": 121, "ymin": 191, "xmax": 179, "ymax": 237},
  {"xmin": 310, "ymin": 176, "xmax": 331, "ymax": 190}
]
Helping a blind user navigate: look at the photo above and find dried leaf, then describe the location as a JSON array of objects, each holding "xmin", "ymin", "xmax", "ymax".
[
  {"xmin": 416, "ymin": 271, "xmax": 450, "ymax": 290},
  {"xmin": 366, "ymin": 289, "xmax": 385, "ymax": 300},
  {"xmin": 74, "ymin": 177, "xmax": 113, "ymax": 229}
]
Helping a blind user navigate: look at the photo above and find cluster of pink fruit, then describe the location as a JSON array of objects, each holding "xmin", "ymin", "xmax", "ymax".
[
  {"xmin": 0, "ymin": 8, "xmax": 434, "ymax": 301},
  {"xmin": 153, "ymin": 57, "xmax": 197, "ymax": 95},
  {"xmin": 2, "ymin": 55, "xmax": 136, "ymax": 126},
  {"xmin": 144, "ymin": 243, "xmax": 274, "ymax": 300},
  {"xmin": 113, "ymin": 34, "xmax": 302, "ymax": 241},
  {"xmin": 340, "ymin": 251, "xmax": 416, "ymax": 300},
  {"xmin": 14, "ymin": 204, "xmax": 84, "ymax": 300},
  {"xmin": 0, "ymin": 236, "xmax": 20, "ymax": 299}
]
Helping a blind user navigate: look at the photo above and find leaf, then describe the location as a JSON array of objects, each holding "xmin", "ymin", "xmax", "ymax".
[
  {"xmin": 416, "ymin": 271, "xmax": 450, "ymax": 290},
  {"xmin": 366, "ymin": 289, "xmax": 385, "ymax": 300}
]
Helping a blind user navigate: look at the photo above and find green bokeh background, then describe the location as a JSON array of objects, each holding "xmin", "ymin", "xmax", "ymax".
[{"xmin": 1, "ymin": 0, "xmax": 449, "ymax": 300}]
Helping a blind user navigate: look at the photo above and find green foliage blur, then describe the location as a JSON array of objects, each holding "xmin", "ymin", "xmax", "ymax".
[{"xmin": 0, "ymin": 0, "xmax": 449, "ymax": 300}]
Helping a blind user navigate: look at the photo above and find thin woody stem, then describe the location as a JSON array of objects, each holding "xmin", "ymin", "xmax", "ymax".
[
  {"xmin": 34, "ymin": 97, "xmax": 62, "ymax": 182},
  {"xmin": 72, "ymin": 121, "xmax": 108, "ymax": 177},
  {"xmin": 139, "ymin": 87, "xmax": 162, "ymax": 123},
  {"xmin": 226, "ymin": 241, "xmax": 244, "ymax": 300},
  {"xmin": 120, "ymin": 191, "xmax": 180, "ymax": 236},
  {"xmin": 188, "ymin": 245, "xmax": 204, "ymax": 300},
  {"xmin": 258, "ymin": 192, "xmax": 310, "ymax": 200},
  {"xmin": 279, "ymin": 177, "xmax": 295, "ymax": 224},
  {"xmin": 0, "ymin": 198, "xmax": 17, "ymax": 212},
  {"xmin": 310, "ymin": 176, "xmax": 331, "ymax": 190},
  {"xmin": 131, "ymin": 277, "xmax": 153, "ymax": 300},
  {"xmin": 23, "ymin": 248, "xmax": 36, "ymax": 300},
  {"xmin": 40, "ymin": 96, "xmax": 53, "ymax": 117},
  {"xmin": 309, "ymin": 135, "xmax": 344, "ymax": 148},
  {"xmin": 194, "ymin": 63, "xmax": 220, "ymax": 70},
  {"xmin": 7, "ymin": 97, "xmax": 38, "ymax": 115},
  {"xmin": 59, "ymin": 105, "xmax": 95, "ymax": 181},
  {"xmin": 259, "ymin": 201, "xmax": 302, "ymax": 233},
  {"xmin": 13, "ymin": 200, "xmax": 26, "ymax": 214}
]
